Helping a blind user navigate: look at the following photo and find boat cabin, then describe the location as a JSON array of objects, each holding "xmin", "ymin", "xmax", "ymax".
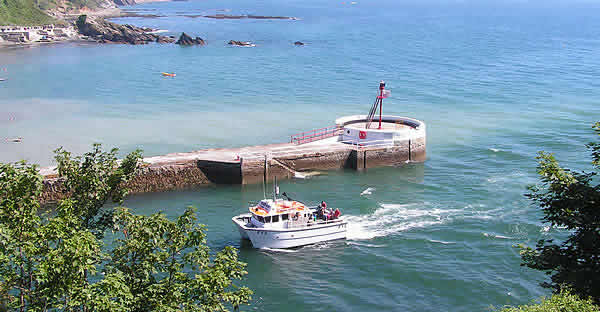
[{"xmin": 249, "ymin": 199, "xmax": 312, "ymax": 228}]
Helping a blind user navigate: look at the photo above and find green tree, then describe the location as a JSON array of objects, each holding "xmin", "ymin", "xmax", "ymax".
[
  {"xmin": 54, "ymin": 143, "xmax": 142, "ymax": 238},
  {"xmin": 109, "ymin": 207, "xmax": 252, "ymax": 312},
  {"xmin": 0, "ymin": 146, "xmax": 252, "ymax": 311},
  {"xmin": 0, "ymin": 162, "xmax": 126, "ymax": 311},
  {"xmin": 520, "ymin": 122, "xmax": 600, "ymax": 302},
  {"xmin": 0, "ymin": 161, "xmax": 43, "ymax": 310}
]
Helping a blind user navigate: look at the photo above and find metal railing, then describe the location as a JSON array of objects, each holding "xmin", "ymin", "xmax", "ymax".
[
  {"xmin": 290, "ymin": 125, "xmax": 342, "ymax": 145},
  {"xmin": 286, "ymin": 216, "xmax": 345, "ymax": 229},
  {"xmin": 238, "ymin": 132, "xmax": 420, "ymax": 161},
  {"xmin": 340, "ymin": 139, "xmax": 396, "ymax": 151}
]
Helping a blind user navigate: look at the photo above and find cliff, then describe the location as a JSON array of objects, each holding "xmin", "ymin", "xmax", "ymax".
[
  {"xmin": 0, "ymin": 0, "xmax": 58, "ymax": 25},
  {"xmin": 0, "ymin": 0, "xmax": 147, "ymax": 26}
]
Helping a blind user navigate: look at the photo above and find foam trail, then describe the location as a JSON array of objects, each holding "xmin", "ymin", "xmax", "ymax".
[
  {"xmin": 483, "ymin": 233, "xmax": 515, "ymax": 240},
  {"xmin": 294, "ymin": 172, "xmax": 306, "ymax": 179},
  {"xmin": 346, "ymin": 241, "xmax": 386, "ymax": 248},
  {"xmin": 429, "ymin": 239, "xmax": 455, "ymax": 245},
  {"xmin": 494, "ymin": 235, "xmax": 515, "ymax": 240},
  {"xmin": 541, "ymin": 226, "xmax": 550, "ymax": 232},
  {"xmin": 259, "ymin": 247, "xmax": 298, "ymax": 253},
  {"xmin": 360, "ymin": 187, "xmax": 375, "ymax": 196},
  {"xmin": 346, "ymin": 203, "xmax": 458, "ymax": 240}
]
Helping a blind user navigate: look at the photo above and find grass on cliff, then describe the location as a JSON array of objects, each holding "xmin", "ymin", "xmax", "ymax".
[{"xmin": 0, "ymin": 0, "xmax": 57, "ymax": 25}]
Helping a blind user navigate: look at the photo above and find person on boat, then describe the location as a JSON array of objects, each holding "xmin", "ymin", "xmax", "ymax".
[
  {"xmin": 292, "ymin": 211, "xmax": 300, "ymax": 221},
  {"xmin": 319, "ymin": 201, "xmax": 327, "ymax": 210},
  {"xmin": 317, "ymin": 201, "xmax": 329, "ymax": 220}
]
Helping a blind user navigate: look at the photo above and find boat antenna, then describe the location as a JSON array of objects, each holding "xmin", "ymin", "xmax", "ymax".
[
  {"xmin": 273, "ymin": 176, "xmax": 279, "ymax": 201},
  {"xmin": 262, "ymin": 154, "xmax": 267, "ymax": 199}
]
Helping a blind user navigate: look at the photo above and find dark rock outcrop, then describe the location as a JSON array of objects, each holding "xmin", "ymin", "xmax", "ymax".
[
  {"xmin": 112, "ymin": 0, "xmax": 136, "ymax": 6},
  {"xmin": 175, "ymin": 32, "xmax": 205, "ymax": 45},
  {"xmin": 75, "ymin": 15, "xmax": 174, "ymax": 45},
  {"xmin": 294, "ymin": 41, "xmax": 304, "ymax": 45},
  {"xmin": 228, "ymin": 40, "xmax": 255, "ymax": 47}
]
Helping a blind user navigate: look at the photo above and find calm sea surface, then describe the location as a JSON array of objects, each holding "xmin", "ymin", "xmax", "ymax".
[{"xmin": 2, "ymin": 0, "xmax": 600, "ymax": 310}]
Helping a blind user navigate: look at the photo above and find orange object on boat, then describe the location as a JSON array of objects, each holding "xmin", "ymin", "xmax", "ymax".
[{"xmin": 161, "ymin": 72, "xmax": 176, "ymax": 77}]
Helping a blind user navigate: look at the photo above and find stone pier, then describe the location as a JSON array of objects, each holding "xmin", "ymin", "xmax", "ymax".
[{"xmin": 40, "ymin": 115, "xmax": 426, "ymax": 203}]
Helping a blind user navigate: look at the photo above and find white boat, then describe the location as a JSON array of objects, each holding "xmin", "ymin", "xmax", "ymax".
[{"xmin": 232, "ymin": 193, "xmax": 347, "ymax": 249}]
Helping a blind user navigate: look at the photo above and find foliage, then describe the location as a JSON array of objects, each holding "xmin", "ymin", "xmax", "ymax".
[
  {"xmin": 0, "ymin": 0, "xmax": 56, "ymax": 26},
  {"xmin": 54, "ymin": 143, "xmax": 142, "ymax": 238},
  {"xmin": 108, "ymin": 207, "xmax": 252, "ymax": 312},
  {"xmin": 520, "ymin": 122, "xmax": 600, "ymax": 302},
  {"xmin": 0, "ymin": 146, "xmax": 252, "ymax": 311},
  {"xmin": 498, "ymin": 288, "xmax": 599, "ymax": 312},
  {"xmin": 0, "ymin": 0, "xmax": 110, "ymax": 26}
]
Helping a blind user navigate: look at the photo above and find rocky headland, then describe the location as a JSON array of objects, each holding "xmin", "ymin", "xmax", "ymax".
[{"xmin": 76, "ymin": 15, "xmax": 174, "ymax": 44}]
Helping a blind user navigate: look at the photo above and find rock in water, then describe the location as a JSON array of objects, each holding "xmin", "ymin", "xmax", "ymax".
[
  {"xmin": 175, "ymin": 32, "xmax": 206, "ymax": 45},
  {"xmin": 75, "ymin": 15, "xmax": 174, "ymax": 45},
  {"xmin": 228, "ymin": 40, "xmax": 255, "ymax": 47},
  {"xmin": 294, "ymin": 41, "xmax": 305, "ymax": 46}
]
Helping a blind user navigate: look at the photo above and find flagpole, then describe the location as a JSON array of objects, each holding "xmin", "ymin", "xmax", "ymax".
[{"xmin": 379, "ymin": 81, "xmax": 385, "ymax": 129}]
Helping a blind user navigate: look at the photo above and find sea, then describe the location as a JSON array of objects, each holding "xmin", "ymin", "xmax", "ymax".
[{"xmin": 1, "ymin": 0, "xmax": 600, "ymax": 310}]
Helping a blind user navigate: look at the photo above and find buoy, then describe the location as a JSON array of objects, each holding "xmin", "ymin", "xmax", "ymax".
[{"xmin": 161, "ymin": 72, "xmax": 176, "ymax": 77}]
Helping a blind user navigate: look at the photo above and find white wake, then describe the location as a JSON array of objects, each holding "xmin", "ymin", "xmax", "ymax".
[
  {"xmin": 360, "ymin": 187, "xmax": 376, "ymax": 196},
  {"xmin": 345, "ymin": 203, "xmax": 458, "ymax": 240}
]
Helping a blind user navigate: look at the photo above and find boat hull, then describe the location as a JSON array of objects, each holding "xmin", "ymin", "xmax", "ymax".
[
  {"xmin": 233, "ymin": 215, "xmax": 347, "ymax": 249},
  {"xmin": 233, "ymin": 214, "xmax": 252, "ymax": 239}
]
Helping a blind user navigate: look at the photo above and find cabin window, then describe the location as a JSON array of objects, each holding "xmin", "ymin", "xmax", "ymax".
[
  {"xmin": 272, "ymin": 215, "xmax": 279, "ymax": 223},
  {"xmin": 257, "ymin": 216, "xmax": 264, "ymax": 223},
  {"xmin": 281, "ymin": 214, "xmax": 288, "ymax": 221},
  {"xmin": 265, "ymin": 216, "xmax": 271, "ymax": 223}
]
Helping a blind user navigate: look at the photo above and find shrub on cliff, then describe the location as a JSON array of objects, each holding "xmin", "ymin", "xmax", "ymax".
[
  {"xmin": 0, "ymin": 145, "xmax": 252, "ymax": 311},
  {"xmin": 498, "ymin": 289, "xmax": 598, "ymax": 312},
  {"xmin": 519, "ymin": 122, "xmax": 600, "ymax": 302}
]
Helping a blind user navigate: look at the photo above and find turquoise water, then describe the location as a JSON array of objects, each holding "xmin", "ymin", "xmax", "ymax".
[{"xmin": 2, "ymin": 0, "xmax": 600, "ymax": 310}]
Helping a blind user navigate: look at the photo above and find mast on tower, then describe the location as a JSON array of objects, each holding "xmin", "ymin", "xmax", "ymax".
[{"xmin": 365, "ymin": 81, "xmax": 388, "ymax": 129}]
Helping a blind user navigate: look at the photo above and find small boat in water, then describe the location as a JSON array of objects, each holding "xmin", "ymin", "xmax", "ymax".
[
  {"xmin": 161, "ymin": 72, "xmax": 176, "ymax": 77},
  {"xmin": 232, "ymin": 187, "xmax": 346, "ymax": 249}
]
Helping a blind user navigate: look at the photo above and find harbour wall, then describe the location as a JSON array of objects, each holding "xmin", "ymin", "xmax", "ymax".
[{"xmin": 39, "ymin": 135, "xmax": 426, "ymax": 204}]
